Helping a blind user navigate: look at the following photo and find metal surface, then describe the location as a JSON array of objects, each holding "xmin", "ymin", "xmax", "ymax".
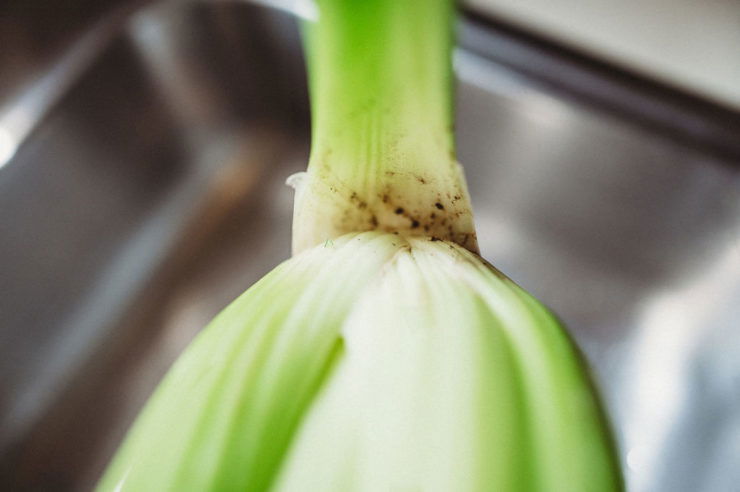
[
  {"xmin": 466, "ymin": 0, "xmax": 740, "ymax": 110},
  {"xmin": 1, "ymin": 1, "xmax": 738, "ymax": 490}
]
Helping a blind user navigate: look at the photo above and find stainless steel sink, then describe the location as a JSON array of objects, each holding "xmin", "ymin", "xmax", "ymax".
[{"xmin": 1, "ymin": 1, "xmax": 738, "ymax": 490}]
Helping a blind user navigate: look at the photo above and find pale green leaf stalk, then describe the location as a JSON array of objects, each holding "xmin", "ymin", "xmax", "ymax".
[
  {"xmin": 98, "ymin": 0, "xmax": 622, "ymax": 490},
  {"xmin": 99, "ymin": 233, "xmax": 621, "ymax": 491},
  {"xmin": 291, "ymin": 0, "xmax": 477, "ymax": 254}
]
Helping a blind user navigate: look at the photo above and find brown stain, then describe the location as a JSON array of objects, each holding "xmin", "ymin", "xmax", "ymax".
[{"xmin": 323, "ymin": 183, "xmax": 477, "ymax": 253}]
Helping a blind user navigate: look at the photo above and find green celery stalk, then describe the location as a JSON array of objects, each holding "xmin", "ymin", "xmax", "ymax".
[
  {"xmin": 291, "ymin": 0, "xmax": 477, "ymax": 253},
  {"xmin": 97, "ymin": 1, "xmax": 623, "ymax": 490}
]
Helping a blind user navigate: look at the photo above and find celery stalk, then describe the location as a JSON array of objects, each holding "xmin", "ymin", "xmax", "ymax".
[
  {"xmin": 97, "ymin": 1, "xmax": 623, "ymax": 490},
  {"xmin": 292, "ymin": 0, "xmax": 477, "ymax": 253}
]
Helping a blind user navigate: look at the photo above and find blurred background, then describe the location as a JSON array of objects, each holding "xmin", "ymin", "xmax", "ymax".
[{"xmin": 1, "ymin": 0, "xmax": 738, "ymax": 490}]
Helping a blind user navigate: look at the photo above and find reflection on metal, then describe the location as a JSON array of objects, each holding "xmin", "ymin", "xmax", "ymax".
[
  {"xmin": 244, "ymin": 0, "xmax": 319, "ymax": 20},
  {"xmin": 455, "ymin": 49, "xmax": 571, "ymax": 127},
  {"xmin": 0, "ymin": 4, "xmax": 143, "ymax": 170},
  {"xmin": 622, "ymin": 239, "xmax": 740, "ymax": 492},
  {"xmin": 0, "ymin": 126, "xmax": 17, "ymax": 166}
]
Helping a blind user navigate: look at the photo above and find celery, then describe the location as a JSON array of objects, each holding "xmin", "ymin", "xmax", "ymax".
[
  {"xmin": 291, "ymin": 0, "xmax": 476, "ymax": 253},
  {"xmin": 97, "ymin": 1, "xmax": 623, "ymax": 490}
]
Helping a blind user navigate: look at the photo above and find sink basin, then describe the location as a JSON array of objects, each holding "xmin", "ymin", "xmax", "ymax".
[{"xmin": 1, "ymin": 1, "xmax": 738, "ymax": 490}]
